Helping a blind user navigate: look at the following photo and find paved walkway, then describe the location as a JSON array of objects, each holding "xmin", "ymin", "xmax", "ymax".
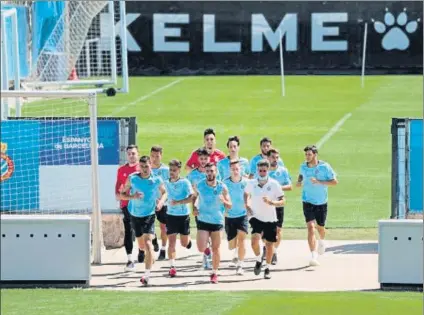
[{"xmin": 90, "ymin": 240, "xmax": 379, "ymax": 291}]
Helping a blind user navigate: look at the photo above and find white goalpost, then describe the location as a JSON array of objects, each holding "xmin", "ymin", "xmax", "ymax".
[
  {"xmin": 20, "ymin": 0, "xmax": 129, "ymax": 95},
  {"xmin": 361, "ymin": 22, "xmax": 368, "ymax": 88},
  {"xmin": 279, "ymin": 29, "xmax": 286, "ymax": 97},
  {"xmin": 0, "ymin": 90, "xmax": 103, "ymax": 266}
]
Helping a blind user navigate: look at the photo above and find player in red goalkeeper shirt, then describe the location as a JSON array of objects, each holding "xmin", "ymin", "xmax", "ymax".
[
  {"xmin": 115, "ymin": 145, "xmax": 141, "ymax": 271},
  {"xmin": 185, "ymin": 128, "xmax": 226, "ymax": 172}
]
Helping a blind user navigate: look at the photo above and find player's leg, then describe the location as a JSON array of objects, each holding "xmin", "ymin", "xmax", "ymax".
[
  {"xmin": 235, "ymin": 229, "xmax": 247, "ymax": 275},
  {"xmin": 225, "ymin": 217, "xmax": 238, "ymax": 267},
  {"xmin": 303, "ymin": 202, "xmax": 319, "ymax": 266},
  {"xmin": 315, "ymin": 204, "xmax": 328, "ymax": 255},
  {"xmin": 122, "ymin": 206, "xmax": 135, "ymax": 271},
  {"xmin": 130, "ymin": 216, "xmax": 144, "ymax": 270},
  {"xmin": 139, "ymin": 215, "xmax": 156, "ymax": 286},
  {"xmin": 262, "ymin": 222, "xmax": 277, "ymax": 279},
  {"xmin": 250, "ymin": 218, "xmax": 263, "ymax": 275},
  {"xmin": 210, "ymin": 228, "xmax": 222, "ymax": 283},
  {"xmin": 272, "ymin": 207, "xmax": 284, "ymax": 265},
  {"xmin": 196, "ymin": 222, "xmax": 211, "ymax": 269},
  {"xmin": 179, "ymin": 215, "xmax": 192, "ymax": 249},
  {"xmin": 156, "ymin": 206, "xmax": 168, "ymax": 260},
  {"xmin": 196, "ymin": 218, "xmax": 212, "ymax": 269},
  {"xmin": 166, "ymin": 214, "xmax": 178, "ymax": 277}
]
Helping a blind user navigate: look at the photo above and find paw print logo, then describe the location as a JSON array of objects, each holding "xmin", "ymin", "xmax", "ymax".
[{"xmin": 372, "ymin": 8, "xmax": 420, "ymax": 51}]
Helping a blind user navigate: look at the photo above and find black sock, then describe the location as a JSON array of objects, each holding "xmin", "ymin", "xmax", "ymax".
[{"xmin": 186, "ymin": 240, "xmax": 192, "ymax": 249}]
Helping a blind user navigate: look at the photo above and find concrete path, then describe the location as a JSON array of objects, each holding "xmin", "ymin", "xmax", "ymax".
[{"xmin": 90, "ymin": 240, "xmax": 379, "ymax": 291}]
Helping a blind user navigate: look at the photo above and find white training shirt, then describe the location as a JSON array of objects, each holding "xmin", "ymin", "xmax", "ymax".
[{"xmin": 244, "ymin": 178, "xmax": 284, "ymax": 223}]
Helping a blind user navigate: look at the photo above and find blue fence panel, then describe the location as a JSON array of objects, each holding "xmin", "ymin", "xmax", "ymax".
[{"xmin": 409, "ymin": 119, "xmax": 423, "ymax": 213}]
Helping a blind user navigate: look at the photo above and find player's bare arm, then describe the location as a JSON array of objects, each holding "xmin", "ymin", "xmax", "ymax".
[
  {"xmin": 281, "ymin": 183, "xmax": 293, "ymax": 191},
  {"xmin": 192, "ymin": 185, "xmax": 199, "ymax": 216},
  {"xmin": 244, "ymin": 191, "xmax": 253, "ymax": 215},
  {"xmin": 219, "ymin": 186, "xmax": 232, "ymax": 209},
  {"xmin": 119, "ymin": 178, "xmax": 143, "ymax": 200},
  {"xmin": 156, "ymin": 183, "xmax": 168, "ymax": 211},
  {"xmin": 262, "ymin": 195, "xmax": 285, "ymax": 207},
  {"xmin": 170, "ymin": 193, "xmax": 194, "ymax": 206},
  {"xmin": 296, "ymin": 174, "xmax": 303, "ymax": 187}
]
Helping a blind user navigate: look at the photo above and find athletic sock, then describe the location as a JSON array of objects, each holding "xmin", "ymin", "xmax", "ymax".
[
  {"xmin": 256, "ymin": 255, "xmax": 261, "ymax": 262},
  {"xmin": 145, "ymin": 269, "xmax": 151, "ymax": 277},
  {"xmin": 170, "ymin": 259, "xmax": 175, "ymax": 267},
  {"xmin": 232, "ymin": 248, "xmax": 238, "ymax": 259},
  {"xmin": 127, "ymin": 254, "xmax": 132, "ymax": 261},
  {"xmin": 161, "ymin": 246, "xmax": 166, "ymax": 251}
]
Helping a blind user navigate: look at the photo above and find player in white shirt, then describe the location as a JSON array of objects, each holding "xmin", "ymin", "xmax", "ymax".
[{"xmin": 244, "ymin": 159, "xmax": 285, "ymax": 279}]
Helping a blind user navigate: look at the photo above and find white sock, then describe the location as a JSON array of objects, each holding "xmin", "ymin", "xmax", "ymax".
[
  {"xmin": 232, "ymin": 248, "xmax": 238, "ymax": 259},
  {"xmin": 237, "ymin": 260, "xmax": 244, "ymax": 268},
  {"xmin": 263, "ymin": 263, "xmax": 269, "ymax": 269},
  {"xmin": 145, "ymin": 269, "xmax": 151, "ymax": 277},
  {"xmin": 161, "ymin": 246, "xmax": 166, "ymax": 251},
  {"xmin": 256, "ymin": 255, "xmax": 261, "ymax": 262},
  {"xmin": 170, "ymin": 259, "xmax": 175, "ymax": 267},
  {"xmin": 312, "ymin": 251, "xmax": 318, "ymax": 259},
  {"xmin": 127, "ymin": 254, "xmax": 132, "ymax": 261},
  {"xmin": 212, "ymin": 269, "xmax": 218, "ymax": 275}
]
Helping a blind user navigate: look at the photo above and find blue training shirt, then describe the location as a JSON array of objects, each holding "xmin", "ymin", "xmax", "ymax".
[
  {"xmin": 196, "ymin": 179, "xmax": 227, "ymax": 225},
  {"xmin": 299, "ymin": 160, "xmax": 336, "ymax": 205},
  {"xmin": 164, "ymin": 178, "xmax": 193, "ymax": 216},
  {"xmin": 250, "ymin": 154, "xmax": 284, "ymax": 177},
  {"xmin": 223, "ymin": 177, "xmax": 248, "ymax": 218},
  {"xmin": 217, "ymin": 156, "xmax": 250, "ymax": 180},
  {"xmin": 128, "ymin": 173, "xmax": 164, "ymax": 217},
  {"xmin": 269, "ymin": 166, "xmax": 292, "ymax": 186}
]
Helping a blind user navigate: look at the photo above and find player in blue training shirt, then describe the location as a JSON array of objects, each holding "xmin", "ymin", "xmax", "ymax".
[
  {"xmin": 223, "ymin": 160, "xmax": 249, "ymax": 275},
  {"xmin": 217, "ymin": 136, "xmax": 250, "ymax": 180},
  {"xmin": 150, "ymin": 145, "xmax": 170, "ymax": 261},
  {"xmin": 187, "ymin": 148, "xmax": 209, "ymax": 188},
  {"xmin": 193, "ymin": 163, "xmax": 232, "ymax": 284},
  {"xmin": 164, "ymin": 159, "xmax": 194, "ymax": 278},
  {"xmin": 296, "ymin": 145, "xmax": 338, "ymax": 267},
  {"xmin": 249, "ymin": 137, "xmax": 284, "ymax": 178},
  {"xmin": 120, "ymin": 156, "xmax": 167, "ymax": 286},
  {"xmin": 266, "ymin": 148, "xmax": 292, "ymax": 265}
]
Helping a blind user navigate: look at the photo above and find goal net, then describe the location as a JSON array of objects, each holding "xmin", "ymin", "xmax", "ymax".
[
  {"xmin": 0, "ymin": 90, "xmax": 102, "ymax": 263},
  {"xmin": 14, "ymin": 0, "xmax": 129, "ymax": 94}
]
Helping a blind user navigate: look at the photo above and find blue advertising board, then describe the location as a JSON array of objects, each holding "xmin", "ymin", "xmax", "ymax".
[
  {"xmin": 0, "ymin": 121, "xmax": 40, "ymax": 211},
  {"xmin": 409, "ymin": 119, "xmax": 423, "ymax": 213}
]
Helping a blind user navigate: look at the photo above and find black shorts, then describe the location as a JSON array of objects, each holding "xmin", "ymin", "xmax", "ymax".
[
  {"xmin": 130, "ymin": 214, "xmax": 156, "ymax": 238},
  {"xmin": 225, "ymin": 216, "xmax": 248, "ymax": 241},
  {"xmin": 156, "ymin": 205, "xmax": 168, "ymax": 224},
  {"xmin": 196, "ymin": 220, "xmax": 223, "ymax": 232},
  {"xmin": 249, "ymin": 217, "xmax": 277, "ymax": 243},
  {"xmin": 166, "ymin": 214, "xmax": 190, "ymax": 236},
  {"xmin": 303, "ymin": 202, "xmax": 328, "ymax": 226},
  {"xmin": 276, "ymin": 207, "xmax": 284, "ymax": 228}
]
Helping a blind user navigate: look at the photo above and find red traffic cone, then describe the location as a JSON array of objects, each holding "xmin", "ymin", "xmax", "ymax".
[{"xmin": 68, "ymin": 68, "xmax": 78, "ymax": 80}]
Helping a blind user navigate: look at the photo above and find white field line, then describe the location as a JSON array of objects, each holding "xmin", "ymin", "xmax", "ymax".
[
  {"xmin": 316, "ymin": 113, "xmax": 352, "ymax": 149},
  {"xmin": 107, "ymin": 78, "xmax": 185, "ymax": 117}
]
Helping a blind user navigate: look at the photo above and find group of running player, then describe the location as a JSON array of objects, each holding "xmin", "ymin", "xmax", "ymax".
[{"xmin": 115, "ymin": 128, "xmax": 338, "ymax": 286}]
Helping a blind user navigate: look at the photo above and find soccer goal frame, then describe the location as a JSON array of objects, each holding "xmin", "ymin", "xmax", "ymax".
[
  {"xmin": 22, "ymin": 1, "xmax": 129, "ymax": 95},
  {"xmin": 1, "ymin": 89, "xmax": 103, "ymax": 264}
]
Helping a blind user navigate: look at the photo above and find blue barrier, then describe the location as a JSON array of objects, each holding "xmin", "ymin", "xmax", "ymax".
[
  {"xmin": 409, "ymin": 119, "xmax": 423, "ymax": 213},
  {"xmin": 1, "ymin": 4, "xmax": 29, "ymax": 79}
]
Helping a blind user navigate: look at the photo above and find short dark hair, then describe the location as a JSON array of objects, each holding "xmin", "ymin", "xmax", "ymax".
[
  {"xmin": 126, "ymin": 144, "xmax": 138, "ymax": 151},
  {"xmin": 204, "ymin": 128, "xmax": 215, "ymax": 138},
  {"xmin": 150, "ymin": 145, "xmax": 163, "ymax": 153},
  {"xmin": 257, "ymin": 159, "xmax": 270, "ymax": 168},
  {"xmin": 227, "ymin": 136, "xmax": 240, "ymax": 148},
  {"xmin": 205, "ymin": 162, "xmax": 216, "ymax": 168},
  {"xmin": 266, "ymin": 148, "xmax": 279, "ymax": 157},
  {"xmin": 260, "ymin": 137, "xmax": 272, "ymax": 146},
  {"xmin": 304, "ymin": 145, "xmax": 318, "ymax": 154},
  {"xmin": 168, "ymin": 159, "xmax": 182, "ymax": 168},
  {"xmin": 139, "ymin": 156, "xmax": 150, "ymax": 163},
  {"xmin": 230, "ymin": 160, "xmax": 240, "ymax": 166},
  {"xmin": 196, "ymin": 147, "xmax": 210, "ymax": 157}
]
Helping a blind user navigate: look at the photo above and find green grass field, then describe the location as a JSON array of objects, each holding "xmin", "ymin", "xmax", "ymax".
[
  {"xmin": 1, "ymin": 289, "xmax": 421, "ymax": 315},
  {"xmin": 95, "ymin": 75, "xmax": 421, "ymax": 229}
]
